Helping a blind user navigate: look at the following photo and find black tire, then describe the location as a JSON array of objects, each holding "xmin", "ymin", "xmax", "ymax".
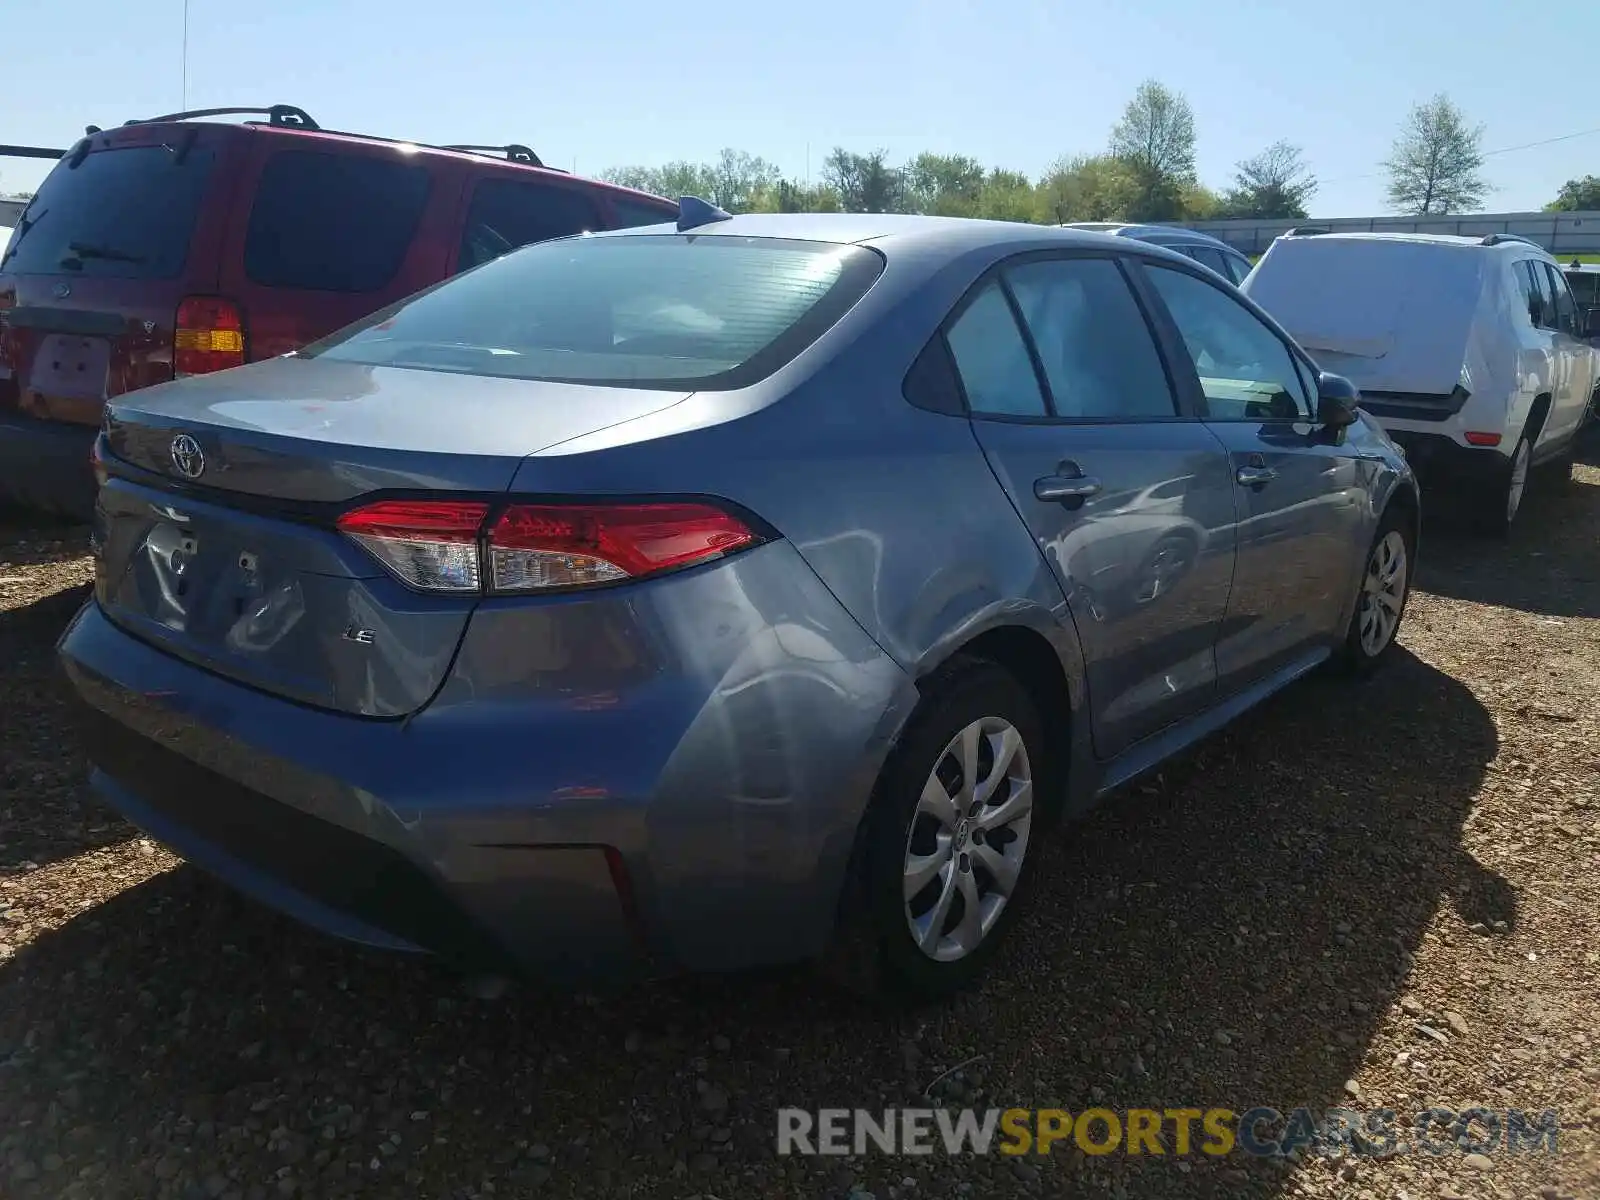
[
  {"xmin": 838, "ymin": 657, "xmax": 1051, "ymax": 1003},
  {"xmin": 1335, "ymin": 505, "xmax": 1414, "ymax": 676},
  {"xmin": 1473, "ymin": 434, "xmax": 1530, "ymax": 537}
]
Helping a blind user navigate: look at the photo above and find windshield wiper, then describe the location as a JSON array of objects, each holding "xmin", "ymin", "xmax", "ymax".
[
  {"xmin": 0, "ymin": 206, "xmax": 47, "ymax": 268},
  {"xmin": 59, "ymin": 240, "xmax": 147, "ymax": 267}
]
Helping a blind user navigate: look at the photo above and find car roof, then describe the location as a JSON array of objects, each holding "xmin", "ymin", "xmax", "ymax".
[
  {"xmin": 1279, "ymin": 230, "xmax": 1547, "ymax": 254},
  {"xmin": 1563, "ymin": 261, "xmax": 1600, "ymax": 273},
  {"xmin": 594, "ymin": 210, "xmax": 1186, "ymax": 255},
  {"xmin": 1060, "ymin": 221, "xmax": 1241, "ymax": 252}
]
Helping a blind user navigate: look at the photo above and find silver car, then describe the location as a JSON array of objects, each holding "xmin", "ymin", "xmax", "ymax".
[{"xmin": 59, "ymin": 209, "xmax": 1418, "ymax": 1000}]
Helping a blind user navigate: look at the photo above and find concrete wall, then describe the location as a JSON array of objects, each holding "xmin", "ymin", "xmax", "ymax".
[
  {"xmin": 1179, "ymin": 211, "xmax": 1600, "ymax": 257},
  {"xmin": 0, "ymin": 197, "xmax": 26, "ymax": 226}
]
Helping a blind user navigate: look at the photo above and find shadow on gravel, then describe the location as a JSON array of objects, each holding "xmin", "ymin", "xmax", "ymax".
[
  {"xmin": 0, "ymin": 513, "xmax": 91, "ymax": 571},
  {"xmin": 1415, "ymin": 466, "xmax": 1600, "ymax": 619},
  {"xmin": 0, "ymin": 645, "xmax": 1502, "ymax": 1199},
  {"xmin": 0, "ymin": 584, "xmax": 133, "ymax": 872}
]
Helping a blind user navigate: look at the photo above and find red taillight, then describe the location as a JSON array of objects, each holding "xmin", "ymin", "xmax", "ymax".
[
  {"xmin": 336, "ymin": 500, "xmax": 490, "ymax": 592},
  {"xmin": 335, "ymin": 499, "xmax": 764, "ymax": 594},
  {"xmin": 1464, "ymin": 431, "xmax": 1502, "ymax": 447},
  {"xmin": 487, "ymin": 503, "xmax": 760, "ymax": 592},
  {"xmin": 174, "ymin": 296, "xmax": 246, "ymax": 376}
]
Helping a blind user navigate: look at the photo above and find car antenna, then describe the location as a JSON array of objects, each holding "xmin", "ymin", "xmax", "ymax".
[{"xmin": 677, "ymin": 195, "xmax": 732, "ymax": 232}]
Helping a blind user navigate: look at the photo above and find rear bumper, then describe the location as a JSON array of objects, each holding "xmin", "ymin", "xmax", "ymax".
[
  {"xmin": 1382, "ymin": 430, "xmax": 1508, "ymax": 487},
  {"xmin": 56, "ymin": 541, "xmax": 916, "ymax": 982},
  {"xmin": 0, "ymin": 410, "xmax": 97, "ymax": 518}
]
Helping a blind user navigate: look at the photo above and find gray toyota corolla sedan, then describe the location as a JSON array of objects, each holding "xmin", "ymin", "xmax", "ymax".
[{"xmin": 59, "ymin": 206, "xmax": 1418, "ymax": 1000}]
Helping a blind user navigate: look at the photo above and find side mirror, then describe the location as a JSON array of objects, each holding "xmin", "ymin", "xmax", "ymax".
[{"xmin": 1316, "ymin": 372, "xmax": 1361, "ymax": 429}]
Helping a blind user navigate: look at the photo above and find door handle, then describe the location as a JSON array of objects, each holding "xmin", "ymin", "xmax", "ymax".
[
  {"xmin": 1034, "ymin": 474, "xmax": 1104, "ymax": 502},
  {"xmin": 1235, "ymin": 465, "xmax": 1277, "ymax": 487}
]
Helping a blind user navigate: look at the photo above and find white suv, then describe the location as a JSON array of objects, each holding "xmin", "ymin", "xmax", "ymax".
[{"xmin": 1244, "ymin": 231, "xmax": 1600, "ymax": 533}]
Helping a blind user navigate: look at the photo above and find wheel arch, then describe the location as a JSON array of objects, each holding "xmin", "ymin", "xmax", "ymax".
[{"xmin": 1522, "ymin": 391, "xmax": 1554, "ymax": 449}]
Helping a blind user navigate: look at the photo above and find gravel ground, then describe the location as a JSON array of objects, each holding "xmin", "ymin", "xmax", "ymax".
[{"xmin": 2, "ymin": 451, "xmax": 1599, "ymax": 1200}]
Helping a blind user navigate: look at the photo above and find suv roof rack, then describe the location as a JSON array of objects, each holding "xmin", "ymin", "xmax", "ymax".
[
  {"xmin": 1480, "ymin": 233, "xmax": 1540, "ymax": 249},
  {"xmin": 122, "ymin": 104, "xmax": 319, "ymax": 130},
  {"xmin": 0, "ymin": 143, "xmax": 66, "ymax": 161},
  {"xmin": 85, "ymin": 106, "xmax": 561, "ymax": 176},
  {"xmin": 440, "ymin": 143, "xmax": 545, "ymax": 168}
]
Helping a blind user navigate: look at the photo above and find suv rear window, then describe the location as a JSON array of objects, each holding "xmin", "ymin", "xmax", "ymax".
[
  {"xmin": 0, "ymin": 144, "xmax": 215, "ymax": 279},
  {"xmin": 301, "ymin": 234, "xmax": 885, "ymax": 389},
  {"xmin": 245, "ymin": 150, "xmax": 430, "ymax": 292},
  {"xmin": 610, "ymin": 195, "xmax": 678, "ymax": 229},
  {"xmin": 1566, "ymin": 270, "xmax": 1600, "ymax": 309}
]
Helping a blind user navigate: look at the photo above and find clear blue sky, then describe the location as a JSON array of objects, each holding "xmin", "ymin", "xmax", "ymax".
[{"xmin": 4, "ymin": 0, "xmax": 1597, "ymax": 217}]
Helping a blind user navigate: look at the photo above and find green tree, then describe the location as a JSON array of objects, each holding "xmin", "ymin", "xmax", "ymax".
[
  {"xmin": 822, "ymin": 148, "xmax": 905, "ymax": 213},
  {"xmin": 748, "ymin": 179, "xmax": 843, "ymax": 213},
  {"xmin": 1546, "ymin": 175, "xmax": 1600, "ymax": 212},
  {"xmin": 1218, "ymin": 141, "xmax": 1316, "ymax": 219},
  {"xmin": 1180, "ymin": 182, "xmax": 1224, "ymax": 221},
  {"xmin": 976, "ymin": 169, "xmax": 1039, "ymax": 223},
  {"xmin": 1036, "ymin": 154, "xmax": 1138, "ymax": 223},
  {"xmin": 706, "ymin": 149, "xmax": 781, "ymax": 213},
  {"xmin": 600, "ymin": 161, "xmax": 715, "ymax": 201},
  {"xmin": 1108, "ymin": 80, "xmax": 1198, "ymax": 222},
  {"xmin": 903, "ymin": 152, "xmax": 987, "ymax": 216},
  {"xmin": 1384, "ymin": 95, "xmax": 1488, "ymax": 215}
]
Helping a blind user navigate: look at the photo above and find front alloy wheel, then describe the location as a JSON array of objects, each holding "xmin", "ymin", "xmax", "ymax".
[
  {"xmin": 1338, "ymin": 507, "xmax": 1413, "ymax": 674},
  {"xmin": 1357, "ymin": 530, "xmax": 1408, "ymax": 657}
]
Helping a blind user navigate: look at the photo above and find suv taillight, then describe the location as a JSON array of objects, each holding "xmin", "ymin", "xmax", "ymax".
[
  {"xmin": 174, "ymin": 296, "xmax": 246, "ymax": 376},
  {"xmin": 336, "ymin": 499, "xmax": 766, "ymax": 594}
]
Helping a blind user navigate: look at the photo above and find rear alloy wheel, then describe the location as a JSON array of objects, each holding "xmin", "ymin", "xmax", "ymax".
[
  {"xmin": 1477, "ymin": 435, "xmax": 1530, "ymax": 536},
  {"xmin": 902, "ymin": 715, "xmax": 1034, "ymax": 963},
  {"xmin": 855, "ymin": 659, "xmax": 1048, "ymax": 1001},
  {"xmin": 1338, "ymin": 509, "xmax": 1413, "ymax": 675}
]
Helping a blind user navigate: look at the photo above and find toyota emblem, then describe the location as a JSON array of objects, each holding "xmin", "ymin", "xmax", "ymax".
[{"xmin": 169, "ymin": 434, "xmax": 205, "ymax": 479}]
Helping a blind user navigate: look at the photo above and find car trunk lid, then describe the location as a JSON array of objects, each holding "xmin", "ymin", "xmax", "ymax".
[{"xmin": 96, "ymin": 358, "xmax": 694, "ymax": 716}]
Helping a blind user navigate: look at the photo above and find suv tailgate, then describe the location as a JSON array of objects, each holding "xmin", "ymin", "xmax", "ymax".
[{"xmin": 0, "ymin": 126, "xmax": 233, "ymax": 427}]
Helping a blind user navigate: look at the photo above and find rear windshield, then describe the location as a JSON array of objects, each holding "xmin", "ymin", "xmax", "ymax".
[
  {"xmin": 1566, "ymin": 270, "xmax": 1600, "ymax": 308},
  {"xmin": 0, "ymin": 144, "xmax": 214, "ymax": 279},
  {"xmin": 1244, "ymin": 238, "xmax": 1482, "ymax": 354},
  {"xmin": 299, "ymin": 234, "xmax": 885, "ymax": 389}
]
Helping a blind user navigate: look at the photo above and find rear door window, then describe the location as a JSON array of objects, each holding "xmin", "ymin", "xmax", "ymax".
[
  {"xmin": 1222, "ymin": 253, "xmax": 1253, "ymax": 286},
  {"xmin": 1187, "ymin": 246, "xmax": 1230, "ymax": 278},
  {"xmin": 945, "ymin": 282, "xmax": 1049, "ymax": 417},
  {"xmin": 244, "ymin": 150, "xmax": 430, "ymax": 293},
  {"xmin": 1003, "ymin": 257, "xmax": 1178, "ymax": 419},
  {"xmin": 0, "ymin": 144, "xmax": 215, "ymax": 279},
  {"xmin": 1522, "ymin": 261, "xmax": 1559, "ymax": 331},
  {"xmin": 459, "ymin": 179, "xmax": 601, "ymax": 270},
  {"xmin": 1542, "ymin": 263, "xmax": 1579, "ymax": 334}
]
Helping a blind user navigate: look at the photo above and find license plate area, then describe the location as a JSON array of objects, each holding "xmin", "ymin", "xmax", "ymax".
[{"xmin": 28, "ymin": 333, "xmax": 111, "ymax": 400}]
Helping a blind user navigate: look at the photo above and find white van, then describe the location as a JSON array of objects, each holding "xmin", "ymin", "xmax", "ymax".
[{"xmin": 1244, "ymin": 231, "xmax": 1599, "ymax": 533}]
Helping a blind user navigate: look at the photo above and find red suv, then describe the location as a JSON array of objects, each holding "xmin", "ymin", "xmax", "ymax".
[{"xmin": 0, "ymin": 105, "xmax": 678, "ymax": 517}]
